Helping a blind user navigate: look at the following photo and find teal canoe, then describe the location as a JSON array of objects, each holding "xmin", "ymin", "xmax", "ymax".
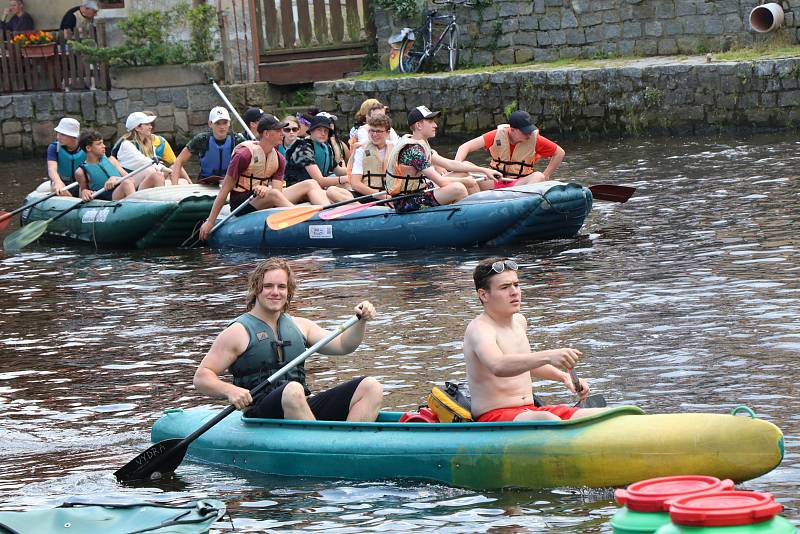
[
  {"xmin": 19, "ymin": 182, "xmax": 217, "ymax": 248},
  {"xmin": 0, "ymin": 498, "xmax": 225, "ymax": 533},
  {"xmin": 208, "ymin": 181, "xmax": 593, "ymax": 250},
  {"xmin": 151, "ymin": 406, "xmax": 784, "ymax": 490}
]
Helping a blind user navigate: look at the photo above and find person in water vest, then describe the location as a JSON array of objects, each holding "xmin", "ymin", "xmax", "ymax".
[
  {"xmin": 46, "ymin": 117, "xmax": 86, "ymax": 198},
  {"xmin": 455, "ymin": 110, "xmax": 565, "ymax": 190},
  {"xmin": 348, "ymin": 114, "xmax": 393, "ymax": 201},
  {"xmin": 140, "ymin": 111, "xmax": 191, "ymax": 185},
  {"xmin": 242, "ymin": 107, "xmax": 264, "ymax": 139},
  {"xmin": 351, "ymin": 99, "xmax": 399, "ymax": 147},
  {"xmin": 463, "ymin": 257, "xmax": 610, "ymax": 422},
  {"xmin": 317, "ymin": 111, "xmax": 350, "ymax": 169},
  {"xmin": 277, "ymin": 115, "xmax": 300, "ymax": 157},
  {"xmin": 284, "ymin": 115, "xmax": 353, "ymax": 203},
  {"xmin": 74, "ymin": 130, "xmax": 136, "ymax": 201},
  {"xmin": 386, "ymin": 106, "xmax": 501, "ymax": 213},
  {"xmin": 171, "ymin": 107, "xmax": 247, "ymax": 185},
  {"xmin": 198, "ymin": 115, "xmax": 330, "ymax": 242},
  {"xmin": 111, "ymin": 112, "xmax": 167, "ymax": 189},
  {"xmin": 194, "ymin": 257, "xmax": 383, "ymax": 421}
]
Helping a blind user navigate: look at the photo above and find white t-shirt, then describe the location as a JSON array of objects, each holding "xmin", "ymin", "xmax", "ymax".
[
  {"xmin": 351, "ymin": 145, "xmax": 387, "ymax": 176},
  {"xmin": 355, "ymin": 124, "xmax": 400, "ymax": 146}
]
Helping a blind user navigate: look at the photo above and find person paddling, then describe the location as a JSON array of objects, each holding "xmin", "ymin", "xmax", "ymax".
[
  {"xmin": 463, "ymin": 257, "xmax": 609, "ymax": 422},
  {"xmin": 194, "ymin": 258, "xmax": 383, "ymax": 421},
  {"xmin": 46, "ymin": 118, "xmax": 86, "ymax": 197},
  {"xmin": 74, "ymin": 130, "xmax": 136, "ymax": 201},
  {"xmin": 455, "ymin": 110, "xmax": 565, "ymax": 191}
]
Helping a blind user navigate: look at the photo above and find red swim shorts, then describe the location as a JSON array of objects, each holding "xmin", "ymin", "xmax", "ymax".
[
  {"xmin": 477, "ymin": 404, "xmax": 580, "ymax": 422},
  {"xmin": 493, "ymin": 178, "xmax": 519, "ymax": 189}
]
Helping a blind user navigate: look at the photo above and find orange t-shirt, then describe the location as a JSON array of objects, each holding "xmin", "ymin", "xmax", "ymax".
[{"xmin": 482, "ymin": 129, "xmax": 559, "ymax": 159}]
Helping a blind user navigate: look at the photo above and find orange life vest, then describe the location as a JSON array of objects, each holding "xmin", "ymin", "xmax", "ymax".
[
  {"xmin": 232, "ymin": 141, "xmax": 280, "ymax": 193},
  {"xmin": 488, "ymin": 124, "xmax": 540, "ymax": 179},
  {"xmin": 384, "ymin": 135, "xmax": 433, "ymax": 196}
]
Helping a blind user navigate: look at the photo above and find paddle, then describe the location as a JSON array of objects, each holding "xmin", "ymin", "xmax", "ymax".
[
  {"xmin": 114, "ymin": 314, "xmax": 362, "ymax": 483},
  {"xmin": 181, "ymin": 193, "xmax": 255, "ymax": 248},
  {"xmin": 266, "ymin": 190, "xmax": 388, "ymax": 230},
  {"xmin": 587, "ymin": 184, "xmax": 636, "ymax": 203},
  {"xmin": 0, "ymin": 182, "xmax": 79, "ymax": 232},
  {"xmin": 3, "ymin": 163, "xmax": 153, "ymax": 253},
  {"xmin": 569, "ymin": 369, "xmax": 607, "ymax": 409},
  {"xmin": 210, "ymin": 78, "xmax": 256, "ymax": 141},
  {"xmin": 319, "ymin": 188, "xmax": 438, "ymax": 221}
]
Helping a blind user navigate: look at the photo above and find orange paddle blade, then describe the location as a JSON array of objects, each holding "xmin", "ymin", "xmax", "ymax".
[
  {"xmin": 266, "ymin": 206, "xmax": 323, "ymax": 230},
  {"xmin": 0, "ymin": 212, "xmax": 11, "ymax": 232}
]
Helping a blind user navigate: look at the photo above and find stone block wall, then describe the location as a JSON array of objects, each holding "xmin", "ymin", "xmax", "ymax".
[
  {"xmin": 314, "ymin": 57, "xmax": 800, "ymax": 138},
  {"xmin": 375, "ymin": 0, "xmax": 800, "ymax": 67}
]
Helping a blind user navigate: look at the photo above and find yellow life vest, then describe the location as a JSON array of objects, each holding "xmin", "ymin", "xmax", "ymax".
[
  {"xmin": 488, "ymin": 124, "xmax": 540, "ymax": 179},
  {"xmin": 233, "ymin": 141, "xmax": 280, "ymax": 192},
  {"xmin": 351, "ymin": 142, "xmax": 391, "ymax": 190},
  {"xmin": 385, "ymin": 135, "xmax": 433, "ymax": 196}
]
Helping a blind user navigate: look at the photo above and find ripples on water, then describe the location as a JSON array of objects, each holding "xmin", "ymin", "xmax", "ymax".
[{"xmin": 0, "ymin": 133, "xmax": 798, "ymax": 531}]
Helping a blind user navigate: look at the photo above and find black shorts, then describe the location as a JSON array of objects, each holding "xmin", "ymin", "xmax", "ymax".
[
  {"xmin": 230, "ymin": 190, "xmax": 257, "ymax": 216},
  {"xmin": 393, "ymin": 190, "xmax": 440, "ymax": 213},
  {"xmin": 244, "ymin": 376, "xmax": 366, "ymax": 421}
]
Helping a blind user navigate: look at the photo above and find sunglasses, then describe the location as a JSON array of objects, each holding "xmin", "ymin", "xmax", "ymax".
[
  {"xmin": 491, "ymin": 259, "xmax": 518, "ymax": 273},
  {"xmin": 283, "ymin": 127, "xmax": 299, "ymax": 132}
]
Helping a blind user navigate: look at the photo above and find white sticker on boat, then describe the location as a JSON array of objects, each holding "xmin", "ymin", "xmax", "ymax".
[
  {"xmin": 82, "ymin": 207, "xmax": 110, "ymax": 223},
  {"xmin": 308, "ymin": 225, "xmax": 333, "ymax": 239}
]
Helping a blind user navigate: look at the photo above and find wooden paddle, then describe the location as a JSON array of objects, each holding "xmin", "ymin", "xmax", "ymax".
[
  {"xmin": 3, "ymin": 163, "xmax": 153, "ymax": 253},
  {"xmin": 266, "ymin": 190, "xmax": 388, "ymax": 230},
  {"xmin": 181, "ymin": 193, "xmax": 256, "ymax": 248},
  {"xmin": 569, "ymin": 369, "xmax": 607, "ymax": 408},
  {"xmin": 588, "ymin": 184, "xmax": 636, "ymax": 203},
  {"xmin": 114, "ymin": 314, "xmax": 362, "ymax": 483},
  {"xmin": 0, "ymin": 182, "xmax": 79, "ymax": 233}
]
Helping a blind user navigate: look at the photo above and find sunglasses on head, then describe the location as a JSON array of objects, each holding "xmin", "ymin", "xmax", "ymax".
[
  {"xmin": 283, "ymin": 127, "xmax": 299, "ymax": 132},
  {"xmin": 491, "ymin": 259, "xmax": 518, "ymax": 273}
]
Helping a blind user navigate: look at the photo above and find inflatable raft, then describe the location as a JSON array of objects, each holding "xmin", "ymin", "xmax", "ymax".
[
  {"xmin": 208, "ymin": 181, "xmax": 592, "ymax": 251},
  {"xmin": 18, "ymin": 182, "xmax": 217, "ymax": 248},
  {"xmin": 0, "ymin": 497, "xmax": 225, "ymax": 533},
  {"xmin": 151, "ymin": 406, "xmax": 784, "ymax": 490}
]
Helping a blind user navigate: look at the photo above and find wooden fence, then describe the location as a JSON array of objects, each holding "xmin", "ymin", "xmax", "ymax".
[
  {"xmin": 0, "ymin": 29, "xmax": 109, "ymax": 94},
  {"xmin": 251, "ymin": 0, "xmax": 374, "ymax": 84}
]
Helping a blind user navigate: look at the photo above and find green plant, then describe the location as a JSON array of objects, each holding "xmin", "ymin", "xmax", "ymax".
[
  {"xmin": 503, "ymin": 100, "xmax": 518, "ymax": 119},
  {"xmin": 69, "ymin": 2, "xmax": 217, "ymax": 67},
  {"xmin": 643, "ymin": 86, "xmax": 664, "ymax": 108},
  {"xmin": 375, "ymin": 0, "xmax": 419, "ymax": 20}
]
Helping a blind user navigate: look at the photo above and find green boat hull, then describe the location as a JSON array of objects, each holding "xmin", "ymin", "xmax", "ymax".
[
  {"xmin": 0, "ymin": 498, "xmax": 225, "ymax": 533},
  {"xmin": 19, "ymin": 183, "xmax": 217, "ymax": 248},
  {"xmin": 151, "ymin": 406, "xmax": 784, "ymax": 490}
]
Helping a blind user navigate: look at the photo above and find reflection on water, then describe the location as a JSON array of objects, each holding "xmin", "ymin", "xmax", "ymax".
[{"xmin": 0, "ymin": 133, "xmax": 798, "ymax": 531}]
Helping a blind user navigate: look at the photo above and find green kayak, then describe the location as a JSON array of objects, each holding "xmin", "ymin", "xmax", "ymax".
[{"xmin": 0, "ymin": 498, "xmax": 225, "ymax": 534}]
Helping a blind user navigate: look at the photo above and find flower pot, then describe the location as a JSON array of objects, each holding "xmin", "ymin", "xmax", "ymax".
[{"xmin": 21, "ymin": 43, "xmax": 56, "ymax": 58}]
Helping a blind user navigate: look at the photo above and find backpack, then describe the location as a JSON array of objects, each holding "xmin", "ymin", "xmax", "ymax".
[{"xmin": 426, "ymin": 382, "xmax": 546, "ymax": 423}]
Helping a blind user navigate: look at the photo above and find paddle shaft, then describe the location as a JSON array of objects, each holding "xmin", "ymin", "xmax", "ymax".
[
  {"xmin": 0, "ymin": 182, "xmax": 79, "ymax": 222},
  {"xmin": 182, "ymin": 193, "xmax": 256, "ymax": 247},
  {"xmin": 266, "ymin": 190, "xmax": 390, "ymax": 230},
  {"xmin": 130, "ymin": 314, "xmax": 361, "ymax": 477},
  {"xmin": 210, "ymin": 79, "xmax": 256, "ymax": 141}
]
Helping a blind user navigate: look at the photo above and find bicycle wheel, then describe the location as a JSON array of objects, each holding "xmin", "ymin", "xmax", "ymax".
[
  {"xmin": 447, "ymin": 24, "xmax": 460, "ymax": 71},
  {"xmin": 399, "ymin": 34, "xmax": 427, "ymax": 74}
]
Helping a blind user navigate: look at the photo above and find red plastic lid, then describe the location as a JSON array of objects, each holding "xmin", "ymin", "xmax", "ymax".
[
  {"xmin": 614, "ymin": 476, "xmax": 735, "ymax": 513},
  {"xmin": 669, "ymin": 491, "xmax": 783, "ymax": 527}
]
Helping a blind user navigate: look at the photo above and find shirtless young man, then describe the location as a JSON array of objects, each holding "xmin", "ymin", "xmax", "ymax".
[{"xmin": 463, "ymin": 257, "xmax": 609, "ymax": 422}]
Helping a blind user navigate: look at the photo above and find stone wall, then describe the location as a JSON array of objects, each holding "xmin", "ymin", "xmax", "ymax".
[
  {"xmin": 375, "ymin": 0, "xmax": 800, "ymax": 67},
  {"xmin": 314, "ymin": 57, "xmax": 800, "ymax": 138}
]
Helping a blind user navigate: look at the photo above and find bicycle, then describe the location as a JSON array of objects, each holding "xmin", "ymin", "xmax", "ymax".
[{"xmin": 398, "ymin": 0, "xmax": 475, "ymax": 74}]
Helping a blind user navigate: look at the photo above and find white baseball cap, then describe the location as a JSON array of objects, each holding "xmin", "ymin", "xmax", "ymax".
[
  {"xmin": 208, "ymin": 106, "xmax": 231, "ymax": 123},
  {"xmin": 54, "ymin": 117, "xmax": 80, "ymax": 138},
  {"xmin": 126, "ymin": 111, "xmax": 157, "ymax": 131},
  {"xmin": 82, "ymin": 1, "xmax": 100, "ymax": 10}
]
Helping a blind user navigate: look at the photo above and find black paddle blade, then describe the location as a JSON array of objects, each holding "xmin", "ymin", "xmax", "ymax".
[
  {"xmin": 588, "ymin": 184, "xmax": 636, "ymax": 203},
  {"xmin": 575, "ymin": 394, "xmax": 608, "ymax": 409},
  {"xmin": 114, "ymin": 438, "xmax": 188, "ymax": 483}
]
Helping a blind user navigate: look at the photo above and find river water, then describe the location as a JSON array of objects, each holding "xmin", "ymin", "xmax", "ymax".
[{"xmin": 0, "ymin": 133, "xmax": 798, "ymax": 532}]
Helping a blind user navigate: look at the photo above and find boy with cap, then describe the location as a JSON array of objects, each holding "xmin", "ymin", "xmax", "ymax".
[
  {"xmin": 384, "ymin": 106, "xmax": 501, "ymax": 213},
  {"xmin": 171, "ymin": 106, "xmax": 248, "ymax": 185},
  {"xmin": 47, "ymin": 117, "xmax": 86, "ymax": 197},
  {"xmin": 242, "ymin": 107, "xmax": 264, "ymax": 139},
  {"xmin": 454, "ymin": 110, "xmax": 565, "ymax": 190},
  {"xmin": 198, "ymin": 115, "xmax": 329, "ymax": 242}
]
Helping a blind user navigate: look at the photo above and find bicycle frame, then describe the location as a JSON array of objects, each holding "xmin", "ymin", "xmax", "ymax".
[{"xmin": 415, "ymin": 13, "xmax": 457, "ymax": 68}]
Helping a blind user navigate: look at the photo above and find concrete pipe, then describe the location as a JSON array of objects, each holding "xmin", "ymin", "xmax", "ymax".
[{"xmin": 749, "ymin": 3, "xmax": 785, "ymax": 33}]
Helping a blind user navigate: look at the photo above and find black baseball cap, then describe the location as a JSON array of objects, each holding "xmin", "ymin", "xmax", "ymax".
[
  {"xmin": 243, "ymin": 107, "xmax": 265, "ymax": 124},
  {"xmin": 407, "ymin": 105, "xmax": 440, "ymax": 126},
  {"xmin": 509, "ymin": 110, "xmax": 535, "ymax": 134},
  {"xmin": 257, "ymin": 114, "xmax": 288, "ymax": 133},
  {"xmin": 307, "ymin": 115, "xmax": 333, "ymax": 132}
]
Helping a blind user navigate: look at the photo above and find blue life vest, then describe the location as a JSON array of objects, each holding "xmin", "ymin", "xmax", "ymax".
[
  {"xmin": 199, "ymin": 133, "xmax": 235, "ymax": 178},
  {"xmin": 80, "ymin": 156, "xmax": 119, "ymax": 191},
  {"xmin": 153, "ymin": 136, "xmax": 166, "ymax": 161},
  {"xmin": 313, "ymin": 140, "xmax": 333, "ymax": 176},
  {"xmin": 55, "ymin": 142, "xmax": 86, "ymax": 183},
  {"xmin": 229, "ymin": 312, "xmax": 308, "ymax": 398}
]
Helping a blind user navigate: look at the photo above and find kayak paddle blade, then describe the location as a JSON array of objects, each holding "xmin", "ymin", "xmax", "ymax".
[
  {"xmin": 0, "ymin": 212, "xmax": 12, "ymax": 233},
  {"xmin": 576, "ymin": 394, "xmax": 608, "ymax": 409},
  {"xmin": 318, "ymin": 201, "xmax": 378, "ymax": 221},
  {"xmin": 113, "ymin": 438, "xmax": 188, "ymax": 483},
  {"xmin": 588, "ymin": 184, "xmax": 636, "ymax": 203},
  {"xmin": 266, "ymin": 206, "xmax": 322, "ymax": 230},
  {"xmin": 3, "ymin": 220, "xmax": 50, "ymax": 252}
]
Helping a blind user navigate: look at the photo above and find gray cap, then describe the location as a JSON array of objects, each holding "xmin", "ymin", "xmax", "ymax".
[{"xmin": 83, "ymin": 1, "xmax": 100, "ymax": 10}]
